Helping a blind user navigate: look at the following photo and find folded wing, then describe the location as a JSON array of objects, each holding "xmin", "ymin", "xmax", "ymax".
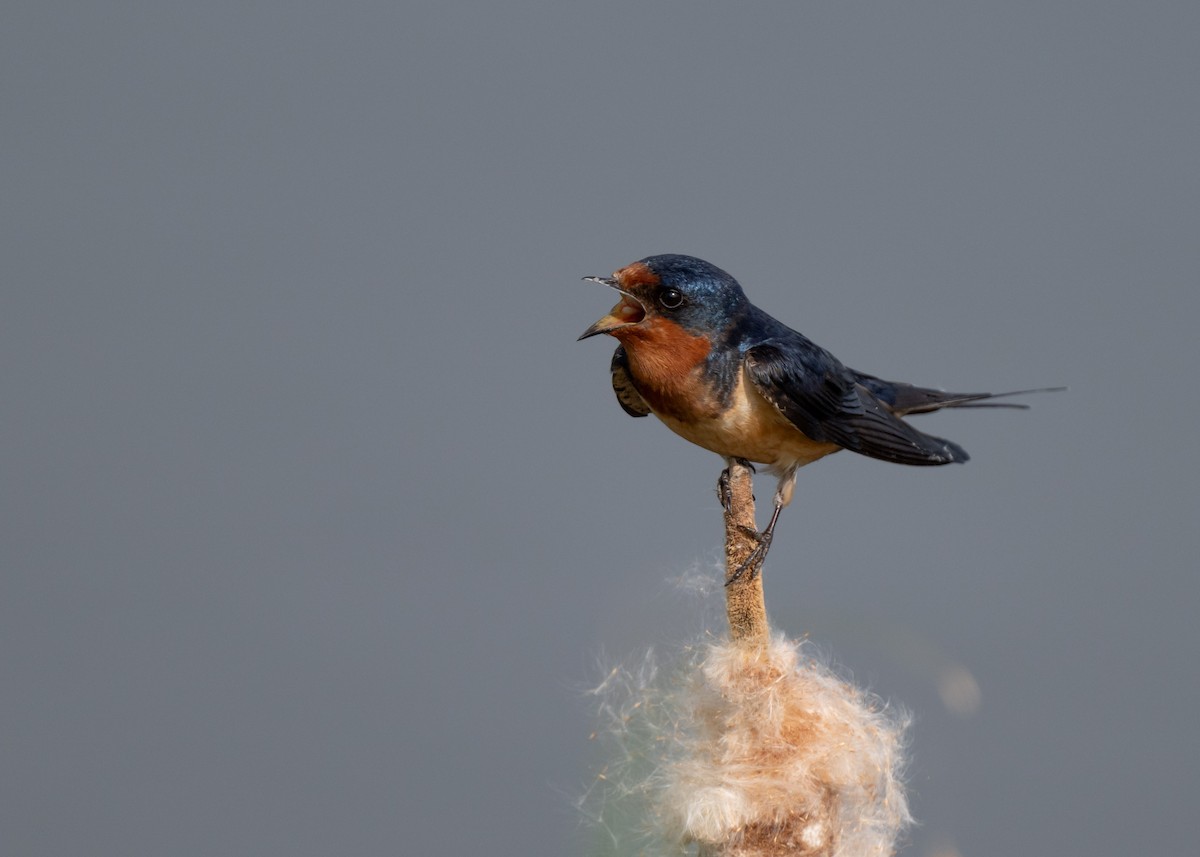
[
  {"xmin": 610, "ymin": 345, "xmax": 652, "ymax": 417},
  {"xmin": 746, "ymin": 342, "xmax": 969, "ymax": 466}
]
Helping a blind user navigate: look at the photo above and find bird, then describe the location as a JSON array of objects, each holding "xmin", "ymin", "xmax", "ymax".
[{"xmin": 578, "ymin": 253, "xmax": 1061, "ymax": 582}]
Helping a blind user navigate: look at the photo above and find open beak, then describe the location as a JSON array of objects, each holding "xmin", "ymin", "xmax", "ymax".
[{"xmin": 578, "ymin": 276, "xmax": 647, "ymax": 340}]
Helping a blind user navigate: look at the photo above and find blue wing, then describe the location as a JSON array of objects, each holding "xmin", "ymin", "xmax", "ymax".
[{"xmin": 745, "ymin": 340, "xmax": 969, "ymax": 466}]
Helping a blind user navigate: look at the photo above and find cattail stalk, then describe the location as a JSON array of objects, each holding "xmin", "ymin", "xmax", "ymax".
[
  {"xmin": 722, "ymin": 460, "xmax": 769, "ymax": 642},
  {"xmin": 585, "ymin": 464, "xmax": 911, "ymax": 856}
]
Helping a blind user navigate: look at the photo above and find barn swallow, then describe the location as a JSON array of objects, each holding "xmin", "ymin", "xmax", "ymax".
[{"xmin": 579, "ymin": 254, "xmax": 1061, "ymax": 582}]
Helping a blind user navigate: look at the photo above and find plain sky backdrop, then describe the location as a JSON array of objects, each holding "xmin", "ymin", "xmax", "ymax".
[{"xmin": 3, "ymin": 3, "xmax": 1197, "ymax": 856}]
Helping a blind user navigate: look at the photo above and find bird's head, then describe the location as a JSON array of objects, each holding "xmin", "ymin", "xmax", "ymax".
[{"xmin": 578, "ymin": 254, "xmax": 748, "ymax": 342}]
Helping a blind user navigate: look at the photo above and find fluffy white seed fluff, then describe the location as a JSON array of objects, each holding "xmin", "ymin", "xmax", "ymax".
[{"xmin": 583, "ymin": 634, "xmax": 911, "ymax": 857}]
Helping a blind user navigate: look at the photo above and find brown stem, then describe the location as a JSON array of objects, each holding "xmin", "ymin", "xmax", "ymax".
[{"xmin": 722, "ymin": 461, "xmax": 769, "ymax": 642}]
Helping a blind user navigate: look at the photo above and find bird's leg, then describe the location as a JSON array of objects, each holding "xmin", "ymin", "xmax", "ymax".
[
  {"xmin": 717, "ymin": 458, "xmax": 755, "ymax": 515},
  {"xmin": 725, "ymin": 466, "xmax": 795, "ymax": 585},
  {"xmin": 725, "ymin": 502, "xmax": 783, "ymax": 586}
]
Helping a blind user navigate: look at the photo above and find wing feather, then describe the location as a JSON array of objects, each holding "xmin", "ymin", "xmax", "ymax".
[
  {"xmin": 746, "ymin": 342, "xmax": 968, "ymax": 466},
  {"xmin": 610, "ymin": 345, "xmax": 651, "ymax": 417}
]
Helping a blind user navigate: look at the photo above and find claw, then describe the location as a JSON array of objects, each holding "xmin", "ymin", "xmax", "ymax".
[
  {"xmin": 726, "ymin": 534, "xmax": 770, "ymax": 585},
  {"xmin": 717, "ymin": 469, "xmax": 734, "ymax": 515},
  {"xmin": 717, "ymin": 459, "xmax": 756, "ymax": 515},
  {"xmin": 724, "ymin": 503, "xmax": 783, "ymax": 586}
]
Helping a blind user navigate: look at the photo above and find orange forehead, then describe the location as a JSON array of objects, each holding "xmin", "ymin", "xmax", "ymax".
[{"xmin": 614, "ymin": 261, "xmax": 661, "ymax": 290}]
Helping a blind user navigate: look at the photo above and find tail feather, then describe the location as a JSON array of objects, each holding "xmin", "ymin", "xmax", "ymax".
[
  {"xmin": 932, "ymin": 387, "xmax": 1067, "ymax": 412},
  {"xmin": 852, "ymin": 373, "xmax": 1065, "ymax": 416}
]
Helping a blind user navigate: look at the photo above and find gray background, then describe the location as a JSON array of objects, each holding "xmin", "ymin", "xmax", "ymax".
[{"xmin": 3, "ymin": 3, "xmax": 1197, "ymax": 855}]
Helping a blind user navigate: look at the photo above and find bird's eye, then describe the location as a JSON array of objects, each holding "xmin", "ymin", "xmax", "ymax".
[{"xmin": 659, "ymin": 288, "xmax": 684, "ymax": 309}]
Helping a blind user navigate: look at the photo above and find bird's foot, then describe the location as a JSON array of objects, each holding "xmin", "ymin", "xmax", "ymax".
[
  {"xmin": 725, "ymin": 502, "xmax": 784, "ymax": 586},
  {"xmin": 717, "ymin": 470, "xmax": 734, "ymax": 515},
  {"xmin": 725, "ymin": 526, "xmax": 773, "ymax": 586},
  {"xmin": 717, "ymin": 459, "xmax": 756, "ymax": 515}
]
